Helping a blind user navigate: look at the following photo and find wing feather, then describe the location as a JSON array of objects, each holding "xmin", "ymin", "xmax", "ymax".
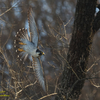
[
  {"xmin": 32, "ymin": 57, "xmax": 45, "ymax": 91},
  {"xmin": 28, "ymin": 7, "xmax": 38, "ymax": 47}
]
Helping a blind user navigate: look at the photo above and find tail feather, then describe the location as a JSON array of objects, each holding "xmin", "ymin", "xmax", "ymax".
[{"xmin": 14, "ymin": 28, "xmax": 30, "ymax": 64}]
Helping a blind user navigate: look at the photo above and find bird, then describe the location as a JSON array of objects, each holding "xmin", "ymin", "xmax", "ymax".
[{"xmin": 14, "ymin": 7, "xmax": 46, "ymax": 91}]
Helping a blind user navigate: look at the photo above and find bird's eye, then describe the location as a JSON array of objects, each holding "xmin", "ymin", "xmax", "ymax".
[
  {"xmin": 36, "ymin": 49, "xmax": 40, "ymax": 53},
  {"xmin": 36, "ymin": 49, "xmax": 44, "ymax": 56}
]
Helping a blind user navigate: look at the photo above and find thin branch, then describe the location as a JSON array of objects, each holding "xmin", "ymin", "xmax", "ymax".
[{"xmin": 38, "ymin": 93, "xmax": 57, "ymax": 100}]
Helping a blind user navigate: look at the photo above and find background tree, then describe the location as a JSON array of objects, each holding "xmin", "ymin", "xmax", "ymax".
[{"xmin": 56, "ymin": 0, "xmax": 100, "ymax": 100}]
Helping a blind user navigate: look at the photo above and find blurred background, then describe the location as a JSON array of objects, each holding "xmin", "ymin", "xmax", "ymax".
[{"xmin": 0, "ymin": 0, "xmax": 100, "ymax": 100}]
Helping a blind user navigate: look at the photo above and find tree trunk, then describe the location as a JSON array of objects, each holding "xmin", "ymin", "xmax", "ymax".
[{"xmin": 56, "ymin": 0, "xmax": 98, "ymax": 100}]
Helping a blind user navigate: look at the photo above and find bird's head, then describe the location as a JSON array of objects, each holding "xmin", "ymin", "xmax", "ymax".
[{"xmin": 36, "ymin": 49, "xmax": 45, "ymax": 56}]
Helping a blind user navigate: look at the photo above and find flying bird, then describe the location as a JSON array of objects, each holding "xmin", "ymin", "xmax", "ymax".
[{"xmin": 14, "ymin": 7, "xmax": 46, "ymax": 91}]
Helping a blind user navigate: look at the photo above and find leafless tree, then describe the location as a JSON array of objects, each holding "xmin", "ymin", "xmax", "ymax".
[
  {"xmin": 55, "ymin": 0, "xmax": 100, "ymax": 100},
  {"xmin": 0, "ymin": 0, "xmax": 100, "ymax": 100}
]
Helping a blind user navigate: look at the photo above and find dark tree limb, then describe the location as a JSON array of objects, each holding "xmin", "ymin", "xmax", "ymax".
[
  {"xmin": 93, "ymin": 11, "xmax": 100, "ymax": 33},
  {"xmin": 55, "ymin": 0, "xmax": 98, "ymax": 100}
]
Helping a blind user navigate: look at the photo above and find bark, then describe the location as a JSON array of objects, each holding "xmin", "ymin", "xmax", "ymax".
[{"xmin": 55, "ymin": 0, "xmax": 98, "ymax": 100}]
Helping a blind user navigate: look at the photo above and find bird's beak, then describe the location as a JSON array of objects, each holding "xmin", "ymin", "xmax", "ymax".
[{"xmin": 42, "ymin": 52, "xmax": 45, "ymax": 55}]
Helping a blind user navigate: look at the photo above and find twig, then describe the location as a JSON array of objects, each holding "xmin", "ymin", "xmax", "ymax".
[{"xmin": 38, "ymin": 93, "xmax": 57, "ymax": 100}]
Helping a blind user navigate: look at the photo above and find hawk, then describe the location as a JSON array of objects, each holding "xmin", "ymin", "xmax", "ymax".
[{"xmin": 14, "ymin": 7, "xmax": 45, "ymax": 91}]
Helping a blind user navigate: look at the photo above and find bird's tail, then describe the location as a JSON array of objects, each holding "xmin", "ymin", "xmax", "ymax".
[{"xmin": 14, "ymin": 28, "xmax": 30, "ymax": 64}]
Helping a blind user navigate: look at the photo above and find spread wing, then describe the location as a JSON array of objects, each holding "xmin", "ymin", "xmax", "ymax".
[
  {"xmin": 28, "ymin": 7, "xmax": 38, "ymax": 47},
  {"xmin": 32, "ymin": 57, "xmax": 45, "ymax": 91}
]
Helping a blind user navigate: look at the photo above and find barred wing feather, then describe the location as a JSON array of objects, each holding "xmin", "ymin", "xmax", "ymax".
[
  {"xmin": 32, "ymin": 57, "xmax": 45, "ymax": 91},
  {"xmin": 28, "ymin": 7, "xmax": 38, "ymax": 47}
]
